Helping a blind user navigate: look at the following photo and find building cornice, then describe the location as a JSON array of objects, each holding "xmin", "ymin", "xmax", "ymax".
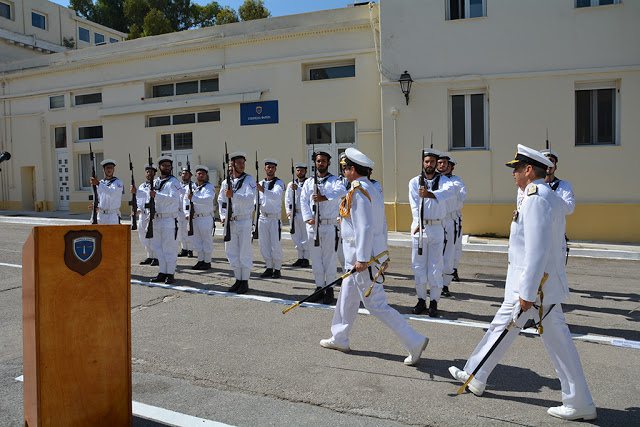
[{"xmin": 0, "ymin": 28, "xmax": 66, "ymax": 55}]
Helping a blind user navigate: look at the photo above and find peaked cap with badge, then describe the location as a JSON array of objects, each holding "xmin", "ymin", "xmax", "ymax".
[
  {"xmin": 340, "ymin": 147, "xmax": 375, "ymax": 169},
  {"xmin": 506, "ymin": 144, "xmax": 553, "ymax": 169}
]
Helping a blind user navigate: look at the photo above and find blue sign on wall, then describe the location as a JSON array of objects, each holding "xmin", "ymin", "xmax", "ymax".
[{"xmin": 240, "ymin": 100, "xmax": 279, "ymax": 126}]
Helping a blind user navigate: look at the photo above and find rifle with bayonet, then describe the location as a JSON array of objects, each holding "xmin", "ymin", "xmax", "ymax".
[
  {"xmin": 252, "ymin": 151, "xmax": 260, "ymax": 241},
  {"xmin": 186, "ymin": 156, "xmax": 194, "ymax": 236},
  {"xmin": 418, "ymin": 137, "xmax": 425, "ymax": 255},
  {"xmin": 312, "ymin": 148, "xmax": 320, "ymax": 247},
  {"xmin": 223, "ymin": 142, "xmax": 232, "ymax": 242},
  {"xmin": 89, "ymin": 142, "xmax": 99, "ymax": 225},
  {"xmin": 128, "ymin": 153, "xmax": 137, "ymax": 230},
  {"xmin": 290, "ymin": 158, "xmax": 296, "ymax": 235},
  {"xmin": 145, "ymin": 147, "xmax": 155, "ymax": 239}
]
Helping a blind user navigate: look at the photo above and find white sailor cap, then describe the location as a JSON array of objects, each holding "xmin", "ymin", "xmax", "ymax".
[
  {"xmin": 506, "ymin": 144, "xmax": 553, "ymax": 169},
  {"xmin": 294, "ymin": 162, "xmax": 308, "ymax": 169},
  {"xmin": 144, "ymin": 164, "xmax": 157, "ymax": 171},
  {"xmin": 422, "ymin": 148, "xmax": 441, "ymax": 159},
  {"xmin": 448, "ymin": 156, "xmax": 457, "ymax": 165},
  {"xmin": 180, "ymin": 166, "xmax": 190, "ymax": 172},
  {"xmin": 195, "ymin": 165, "xmax": 209, "ymax": 173},
  {"xmin": 340, "ymin": 147, "xmax": 375, "ymax": 169},
  {"xmin": 100, "ymin": 159, "xmax": 116, "ymax": 167},
  {"xmin": 230, "ymin": 152, "xmax": 247, "ymax": 161},
  {"xmin": 157, "ymin": 155, "xmax": 173, "ymax": 164},
  {"xmin": 264, "ymin": 158, "xmax": 278, "ymax": 166},
  {"xmin": 540, "ymin": 149, "xmax": 559, "ymax": 161},
  {"xmin": 313, "ymin": 150, "xmax": 332, "ymax": 160}
]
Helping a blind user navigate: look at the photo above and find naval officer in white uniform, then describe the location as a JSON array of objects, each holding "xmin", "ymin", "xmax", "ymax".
[
  {"xmin": 449, "ymin": 145, "xmax": 596, "ymax": 421},
  {"xmin": 319, "ymin": 148, "xmax": 429, "ymax": 366}
]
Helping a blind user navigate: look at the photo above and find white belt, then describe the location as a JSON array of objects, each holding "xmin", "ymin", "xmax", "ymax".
[
  {"xmin": 261, "ymin": 212, "xmax": 280, "ymax": 219},
  {"xmin": 422, "ymin": 219, "xmax": 443, "ymax": 226},
  {"xmin": 319, "ymin": 218, "xmax": 337, "ymax": 226},
  {"xmin": 155, "ymin": 212, "xmax": 178, "ymax": 219},
  {"xmin": 194, "ymin": 211, "xmax": 214, "ymax": 218},
  {"xmin": 99, "ymin": 208, "xmax": 120, "ymax": 215},
  {"xmin": 230, "ymin": 214, "xmax": 251, "ymax": 221}
]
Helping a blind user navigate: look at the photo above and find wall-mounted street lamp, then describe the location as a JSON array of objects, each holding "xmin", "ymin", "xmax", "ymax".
[{"xmin": 398, "ymin": 70, "xmax": 413, "ymax": 105}]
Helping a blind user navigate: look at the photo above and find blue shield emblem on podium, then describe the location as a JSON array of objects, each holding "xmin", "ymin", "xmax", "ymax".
[
  {"xmin": 256, "ymin": 106, "xmax": 262, "ymax": 114},
  {"xmin": 74, "ymin": 237, "xmax": 95, "ymax": 262},
  {"xmin": 64, "ymin": 230, "xmax": 102, "ymax": 276}
]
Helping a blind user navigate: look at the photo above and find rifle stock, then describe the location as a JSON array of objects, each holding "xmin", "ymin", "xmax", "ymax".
[
  {"xmin": 145, "ymin": 147, "xmax": 155, "ymax": 239},
  {"xmin": 129, "ymin": 154, "xmax": 137, "ymax": 230},
  {"xmin": 89, "ymin": 142, "xmax": 98, "ymax": 225},
  {"xmin": 290, "ymin": 158, "xmax": 296, "ymax": 235},
  {"xmin": 312, "ymin": 148, "xmax": 320, "ymax": 247},
  {"xmin": 252, "ymin": 151, "xmax": 260, "ymax": 241},
  {"xmin": 186, "ymin": 157, "xmax": 194, "ymax": 236},
  {"xmin": 223, "ymin": 143, "xmax": 232, "ymax": 242}
]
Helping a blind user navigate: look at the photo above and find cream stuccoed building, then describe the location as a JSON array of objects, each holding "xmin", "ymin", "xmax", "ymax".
[{"xmin": 0, "ymin": 1, "xmax": 638, "ymax": 242}]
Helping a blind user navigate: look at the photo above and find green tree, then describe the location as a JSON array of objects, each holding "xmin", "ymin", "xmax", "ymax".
[
  {"xmin": 216, "ymin": 6, "xmax": 239, "ymax": 25},
  {"xmin": 142, "ymin": 8, "xmax": 173, "ymax": 36},
  {"xmin": 238, "ymin": 0, "xmax": 270, "ymax": 21},
  {"xmin": 192, "ymin": 1, "xmax": 221, "ymax": 28},
  {"xmin": 70, "ymin": 1, "xmax": 128, "ymax": 33}
]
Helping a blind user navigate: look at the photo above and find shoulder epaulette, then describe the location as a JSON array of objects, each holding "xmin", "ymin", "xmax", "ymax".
[{"xmin": 527, "ymin": 185, "xmax": 538, "ymax": 196}]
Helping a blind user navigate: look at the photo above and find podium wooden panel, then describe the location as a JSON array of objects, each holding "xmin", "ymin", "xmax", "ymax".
[{"xmin": 22, "ymin": 225, "xmax": 132, "ymax": 426}]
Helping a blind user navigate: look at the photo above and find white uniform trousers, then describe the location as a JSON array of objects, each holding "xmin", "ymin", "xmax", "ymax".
[
  {"xmin": 151, "ymin": 217, "xmax": 178, "ymax": 275},
  {"xmin": 464, "ymin": 301, "xmax": 594, "ymax": 409},
  {"xmin": 337, "ymin": 234, "xmax": 346, "ymax": 272},
  {"xmin": 97, "ymin": 212, "xmax": 119, "ymax": 225},
  {"xmin": 225, "ymin": 219, "xmax": 253, "ymax": 280},
  {"xmin": 138, "ymin": 212, "xmax": 156, "ymax": 259},
  {"xmin": 330, "ymin": 269, "xmax": 425, "ymax": 351},
  {"xmin": 454, "ymin": 215, "xmax": 463, "ymax": 269},
  {"xmin": 290, "ymin": 215, "xmax": 310, "ymax": 259},
  {"xmin": 307, "ymin": 223, "xmax": 338, "ymax": 287},
  {"xmin": 411, "ymin": 224, "xmax": 444, "ymax": 301},
  {"xmin": 442, "ymin": 218, "xmax": 456, "ymax": 287},
  {"xmin": 258, "ymin": 217, "xmax": 283, "ymax": 270},
  {"xmin": 190, "ymin": 215, "xmax": 214, "ymax": 263},
  {"xmin": 177, "ymin": 214, "xmax": 194, "ymax": 251}
]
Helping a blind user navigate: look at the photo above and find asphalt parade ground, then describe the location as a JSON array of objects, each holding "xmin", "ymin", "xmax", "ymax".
[{"xmin": 1, "ymin": 213, "xmax": 639, "ymax": 426}]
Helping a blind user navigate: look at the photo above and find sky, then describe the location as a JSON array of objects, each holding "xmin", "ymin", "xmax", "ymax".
[{"xmin": 48, "ymin": 1, "xmax": 373, "ymax": 18}]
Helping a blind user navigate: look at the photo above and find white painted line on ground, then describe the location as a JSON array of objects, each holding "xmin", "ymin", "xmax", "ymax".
[
  {"xmin": 0, "ymin": 262, "xmax": 21, "ymax": 268},
  {"xmin": 0, "ymin": 217, "xmax": 88, "ymax": 226},
  {"xmin": 13, "ymin": 376, "xmax": 233, "ymax": 426}
]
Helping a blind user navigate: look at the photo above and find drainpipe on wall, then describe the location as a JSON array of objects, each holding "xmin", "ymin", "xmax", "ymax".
[{"xmin": 391, "ymin": 107, "xmax": 399, "ymax": 231}]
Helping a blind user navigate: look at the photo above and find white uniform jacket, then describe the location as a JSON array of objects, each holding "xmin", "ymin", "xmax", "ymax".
[
  {"xmin": 548, "ymin": 178, "xmax": 575, "ymax": 216},
  {"xmin": 449, "ymin": 175, "xmax": 467, "ymax": 214},
  {"xmin": 179, "ymin": 182, "xmax": 190, "ymax": 210},
  {"xmin": 184, "ymin": 182, "xmax": 215, "ymax": 216},
  {"xmin": 136, "ymin": 182, "xmax": 151, "ymax": 213},
  {"xmin": 258, "ymin": 177, "xmax": 285, "ymax": 217},
  {"xmin": 97, "ymin": 177, "xmax": 123, "ymax": 212},
  {"xmin": 370, "ymin": 179, "xmax": 383, "ymax": 196},
  {"xmin": 152, "ymin": 175, "xmax": 182, "ymax": 216},
  {"xmin": 217, "ymin": 173, "xmax": 257, "ymax": 221},
  {"xmin": 285, "ymin": 178, "xmax": 307, "ymax": 217},
  {"xmin": 506, "ymin": 179, "xmax": 570, "ymax": 305},
  {"xmin": 300, "ymin": 174, "xmax": 347, "ymax": 225},
  {"xmin": 408, "ymin": 173, "xmax": 455, "ymax": 222}
]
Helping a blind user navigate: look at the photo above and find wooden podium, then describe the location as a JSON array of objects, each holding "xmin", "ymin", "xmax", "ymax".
[{"xmin": 22, "ymin": 225, "xmax": 132, "ymax": 426}]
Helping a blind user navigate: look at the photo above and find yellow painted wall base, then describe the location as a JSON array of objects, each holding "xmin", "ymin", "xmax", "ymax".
[
  {"xmin": 385, "ymin": 203, "xmax": 640, "ymax": 243},
  {"xmin": 0, "ymin": 201, "xmax": 23, "ymax": 210}
]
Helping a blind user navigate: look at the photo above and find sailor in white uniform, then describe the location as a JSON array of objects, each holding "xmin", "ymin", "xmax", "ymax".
[
  {"xmin": 408, "ymin": 148, "xmax": 454, "ymax": 317},
  {"xmin": 285, "ymin": 163, "xmax": 310, "ymax": 267},
  {"xmin": 149, "ymin": 156, "xmax": 182, "ymax": 285},
  {"xmin": 256, "ymin": 158, "xmax": 285, "ymax": 278},
  {"xmin": 436, "ymin": 153, "xmax": 458, "ymax": 297},
  {"xmin": 449, "ymin": 145, "xmax": 596, "ymax": 421},
  {"xmin": 448, "ymin": 157, "xmax": 466, "ymax": 283},
  {"xmin": 178, "ymin": 167, "xmax": 195, "ymax": 258},
  {"xmin": 300, "ymin": 150, "xmax": 347, "ymax": 304},
  {"xmin": 218, "ymin": 152, "xmax": 256, "ymax": 294},
  {"xmin": 132, "ymin": 164, "xmax": 158, "ymax": 265},
  {"xmin": 185, "ymin": 165, "xmax": 216, "ymax": 271},
  {"xmin": 320, "ymin": 148, "xmax": 429, "ymax": 366},
  {"xmin": 541, "ymin": 149, "xmax": 574, "ymax": 259},
  {"xmin": 89, "ymin": 159, "xmax": 123, "ymax": 225}
]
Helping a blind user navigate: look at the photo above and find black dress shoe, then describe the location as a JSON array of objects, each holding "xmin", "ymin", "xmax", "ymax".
[
  {"xmin": 523, "ymin": 318, "xmax": 536, "ymax": 329},
  {"xmin": 187, "ymin": 250, "xmax": 195, "ymax": 258},
  {"xmin": 272, "ymin": 269, "xmax": 281, "ymax": 279},
  {"xmin": 412, "ymin": 298, "xmax": 427, "ymax": 315},
  {"xmin": 236, "ymin": 280, "xmax": 249, "ymax": 294},
  {"xmin": 177, "ymin": 249, "xmax": 189, "ymax": 257},
  {"xmin": 322, "ymin": 287, "xmax": 335, "ymax": 305},
  {"xmin": 165, "ymin": 274, "xmax": 175, "ymax": 285},
  {"xmin": 441, "ymin": 286, "xmax": 451, "ymax": 297},
  {"xmin": 452, "ymin": 269, "xmax": 460, "ymax": 282},
  {"xmin": 260, "ymin": 268, "xmax": 274, "ymax": 278},
  {"xmin": 309, "ymin": 287, "xmax": 325, "ymax": 302},
  {"xmin": 192, "ymin": 261, "xmax": 204, "ymax": 270},
  {"xmin": 301, "ymin": 259, "xmax": 310, "ymax": 268},
  {"xmin": 139, "ymin": 258, "xmax": 153, "ymax": 265},
  {"xmin": 199, "ymin": 262, "xmax": 211, "ymax": 271},
  {"xmin": 292, "ymin": 259, "xmax": 304, "ymax": 267},
  {"xmin": 150, "ymin": 258, "xmax": 159, "ymax": 266},
  {"xmin": 150, "ymin": 273, "xmax": 167, "ymax": 283},
  {"xmin": 229, "ymin": 280, "xmax": 241, "ymax": 293},
  {"xmin": 428, "ymin": 300, "xmax": 438, "ymax": 318}
]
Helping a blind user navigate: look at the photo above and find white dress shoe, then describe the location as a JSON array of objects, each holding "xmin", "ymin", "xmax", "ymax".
[
  {"xmin": 448, "ymin": 366, "xmax": 485, "ymax": 396},
  {"xmin": 404, "ymin": 337, "xmax": 429, "ymax": 365},
  {"xmin": 547, "ymin": 404, "xmax": 597, "ymax": 421},
  {"xmin": 319, "ymin": 338, "xmax": 350, "ymax": 352}
]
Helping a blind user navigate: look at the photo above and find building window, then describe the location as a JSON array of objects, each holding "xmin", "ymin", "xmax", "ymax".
[
  {"xmin": 78, "ymin": 27, "xmax": 90, "ymax": 43},
  {"xmin": 306, "ymin": 61, "xmax": 356, "ymax": 81},
  {"xmin": 74, "ymin": 92, "xmax": 102, "ymax": 106},
  {"xmin": 54, "ymin": 127, "xmax": 67, "ymax": 149},
  {"xmin": 79, "ymin": 152, "xmax": 104, "ymax": 189},
  {"xmin": 305, "ymin": 121, "xmax": 356, "ymax": 175},
  {"xmin": 109, "ymin": 38, "xmax": 118, "ymax": 43},
  {"xmin": 151, "ymin": 78, "xmax": 219, "ymax": 98},
  {"xmin": 78, "ymin": 125, "xmax": 103, "ymax": 141},
  {"xmin": 575, "ymin": 81, "xmax": 617, "ymax": 146},
  {"xmin": 147, "ymin": 111, "xmax": 220, "ymax": 127},
  {"xmin": 94, "ymin": 33, "xmax": 105, "ymax": 44},
  {"xmin": 161, "ymin": 132, "xmax": 193, "ymax": 151},
  {"xmin": 49, "ymin": 95, "xmax": 65, "ymax": 109},
  {"xmin": 449, "ymin": 90, "xmax": 487, "ymax": 150},
  {"xmin": 576, "ymin": 0, "xmax": 619, "ymax": 7},
  {"xmin": 447, "ymin": 0, "xmax": 486, "ymax": 20},
  {"xmin": 0, "ymin": 1, "xmax": 11, "ymax": 20},
  {"xmin": 31, "ymin": 11, "xmax": 46, "ymax": 29}
]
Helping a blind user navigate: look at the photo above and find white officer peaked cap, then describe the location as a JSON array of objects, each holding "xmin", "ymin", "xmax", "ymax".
[
  {"xmin": 144, "ymin": 164, "xmax": 157, "ymax": 171},
  {"xmin": 506, "ymin": 144, "xmax": 553, "ymax": 169},
  {"xmin": 100, "ymin": 159, "xmax": 116, "ymax": 167},
  {"xmin": 157, "ymin": 155, "xmax": 173, "ymax": 164},
  {"xmin": 295, "ymin": 162, "xmax": 308, "ymax": 169},
  {"xmin": 540, "ymin": 149, "xmax": 559, "ymax": 161},
  {"xmin": 264, "ymin": 158, "xmax": 278, "ymax": 165},
  {"xmin": 230, "ymin": 152, "xmax": 247, "ymax": 161},
  {"xmin": 422, "ymin": 148, "xmax": 441, "ymax": 159},
  {"xmin": 195, "ymin": 165, "xmax": 209, "ymax": 173},
  {"xmin": 341, "ymin": 147, "xmax": 374, "ymax": 169}
]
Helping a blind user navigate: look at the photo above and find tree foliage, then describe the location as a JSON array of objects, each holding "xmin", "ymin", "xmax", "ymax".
[
  {"xmin": 215, "ymin": 6, "xmax": 239, "ymax": 25},
  {"xmin": 238, "ymin": 0, "xmax": 270, "ymax": 21},
  {"xmin": 142, "ymin": 8, "xmax": 173, "ymax": 37}
]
